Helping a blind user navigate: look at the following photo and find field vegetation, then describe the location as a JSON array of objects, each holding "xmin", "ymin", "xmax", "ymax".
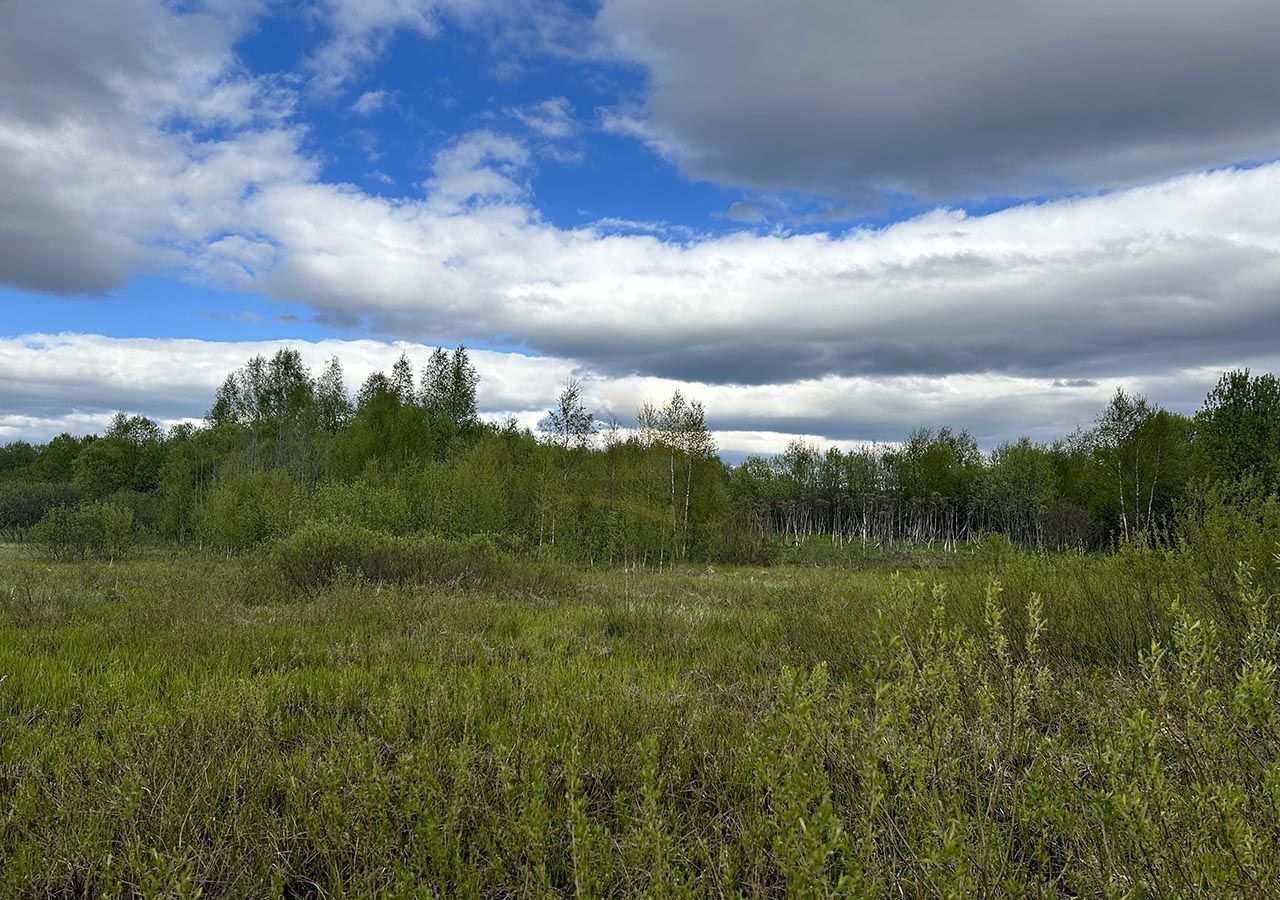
[{"xmin": 3, "ymin": 535, "xmax": 1280, "ymax": 896}]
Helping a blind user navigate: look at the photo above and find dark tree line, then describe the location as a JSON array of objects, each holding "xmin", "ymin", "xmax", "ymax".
[
  {"xmin": 723, "ymin": 373, "xmax": 1280, "ymax": 552},
  {"xmin": 2, "ymin": 360, "xmax": 1279, "ymax": 560}
]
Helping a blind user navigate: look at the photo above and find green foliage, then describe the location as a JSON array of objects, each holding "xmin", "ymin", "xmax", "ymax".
[
  {"xmin": 2, "ymin": 359, "xmax": 1277, "ymax": 562},
  {"xmin": 0, "ymin": 481, "xmax": 80, "ymax": 532},
  {"xmin": 887, "ymin": 425, "xmax": 983, "ymax": 501},
  {"xmin": 198, "ymin": 470, "xmax": 302, "ymax": 553},
  {"xmin": 71, "ymin": 436, "xmax": 129, "ymax": 499},
  {"xmin": 980, "ymin": 437, "xmax": 1057, "ymax": 543},
  {"xmin": 305, "ymin": 479, "xmax": 417, "ymax": 534},
  {"xmin": 2, "ymin": 546, "xmax": 1279, "ymax": 894},
  {"xmin": 1084, "ymin": 389, "xmax": 1198, "ymax": 540},
  {"xmin": 1174, "ymin": 479, "xmax": 1280, "ymax": 630},
  {"xmin": 539, "ymin": 379, "xmax": 597, "ymax": 449},
  {"xmin": 270, "ymin": 521, "xmax": 557, "ymax": 594},
  {"xmin": 72, "ymin": 414, "xmax": 167, "ymax": 500},
  {"xmin": 28, "ymin": 502, "xmax": 135, "ymax": 560},
  {"xmin": 1196, "ymin": 369, "xmax": 1280, "ymax": 492},
  {"xmin": 208, "ymin": 349, "xmax": 324, "ymax": 475},
  {"xmin": 30, "ymin": 433, "xmax": 92, "ymax": 482},
  {"xmin": 0, "ymin": 441, "xmax": 38, "ymax": 480}
]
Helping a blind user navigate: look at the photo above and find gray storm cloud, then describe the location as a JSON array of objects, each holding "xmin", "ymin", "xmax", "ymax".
[{"xmin": 597, "ymin": 0, "xmax": 1280, "ymax": 199}]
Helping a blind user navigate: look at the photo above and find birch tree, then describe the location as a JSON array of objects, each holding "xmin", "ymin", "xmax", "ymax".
[{"xmin": 539, "ymin": 379, "xmax": 597, "ymax": 449}]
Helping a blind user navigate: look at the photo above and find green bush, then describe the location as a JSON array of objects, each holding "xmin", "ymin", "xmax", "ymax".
[
  {"xmin": 1175, "ymin": 480, "xmax": 1280, "ymax": 628},
  {"xmin": 0, "ymin": 481, "xmax": 80, "ymax": 533},
  {"xmin": 29, "ymin": 502, "xmax": 135, "ymax": 561},
  {"xmin": 198, "ymin": 470, "xmax": 301, "ymax": 553},
  {"xmin": 303, "ymin": 480, "xmax": 416, "ymax": 535},
  {"xmin": 716, "ymin": 518, "xmax": 779, "ymax": 566},
  {"xmin": 270, "ymin": 521, "xmax": 561, "ymax": 593},
  {"xmin": 3, "ymin": 549, "xmax": 1279, "ymax": 894}
]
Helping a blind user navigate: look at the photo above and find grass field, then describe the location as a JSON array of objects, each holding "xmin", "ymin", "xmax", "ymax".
[{"xmin": 2, "ymin": 543, "xmax": 1279, "ymax": 897}]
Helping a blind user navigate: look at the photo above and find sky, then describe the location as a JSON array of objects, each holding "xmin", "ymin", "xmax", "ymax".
[{"xmin": 2, "ymin": 0, "xmax": 1279, "ymax": 457}]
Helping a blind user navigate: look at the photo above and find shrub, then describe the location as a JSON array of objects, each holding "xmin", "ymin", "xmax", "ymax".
[
  {"xmin": 29, "ymin": 502, "xmax": 135, "ymax": 561},
  {"xmin": 0, "ymin": 481, "xmax": 80, "ymax": 534},
  {"xmin": 105, "ymin": 488, "xmax": 161, "ymax": 534},
  {"xmin": 716, "ymin": 518, "xmax": 779, "ymax": 566},
  {"xmin": 1175, "ymin": 479, "xmax": 1280, "ymax": 628},
  {"xmin": 198, "ymin": 470, "xmax": 301, "ymax": 553},
  {"xmin": 270, "ymin": 521, "xmax": 561, "ymax": 594},
  {"xmin": 304, "ymin": 480, "xmax": 416, "ymax": 535}
]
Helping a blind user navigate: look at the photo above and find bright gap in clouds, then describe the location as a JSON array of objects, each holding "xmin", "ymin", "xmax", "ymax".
[{"xmin": 1, "ymin": 0, "xmax": 1279, "ymax": 450}]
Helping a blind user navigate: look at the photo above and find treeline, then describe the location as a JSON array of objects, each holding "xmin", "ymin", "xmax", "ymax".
[
  {"xmin": 1, "ymin": 353, "xmax": 1278, "ymax": 563},
  {"xmin": 729, "ymin": 372, "xmax": 1280, "ymax": 551},
  {"xmin": 0, "ymin": 347, "xmax": 723, "ymax": 567}
]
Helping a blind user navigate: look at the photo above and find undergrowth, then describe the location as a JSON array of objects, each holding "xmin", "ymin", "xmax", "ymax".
[{"xmin": 0, "ymin": 546, "xmax": 1277, "ymax": 897}]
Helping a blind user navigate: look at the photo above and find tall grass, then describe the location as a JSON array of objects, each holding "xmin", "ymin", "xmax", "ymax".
[{"xmin": 0, "ymin": 544, "xmax": 1277, "ymax": 896}]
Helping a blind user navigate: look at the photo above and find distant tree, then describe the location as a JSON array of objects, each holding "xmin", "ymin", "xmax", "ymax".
[
  {"xmin": 887, "ymin": 426, "xmax": 982, "ymax": 502},
  {"xmin": 356, "ymin": 372, "xmax": 395, "ymax": 413},
  {"xmin": 1195, "ymin": 369, "xmax": 1280, "ymax": 493},
  {"xmin": 338, "ymin": 366, "xmax": 435, "ymax": 473},
  {"xmin": 315, "ymin": 357, "xmax": 352, "ymax": 433},
  {"xmin": 776, "ymin": 441, "xmax": 821, "ymax": 498},
  {"xmin": 540, "ymin": 380, "xmax": 597, "ymax": 449},
  {"xmin": 73, "ymin": 436, "xmax": 129, "ymax": 500},
  {"xmin": 421, "ymin": 347, "xmax": 452, "ymax": 418},
  {"xmin": 33, "ymin": 433, "xmax": 89, "ymax": 482},
  {"xmin": 0, "ymin": 441, "xmax": 37, "ymax": 480},
  {"xmin": 0, "ymin": 481, "xmax": 81, "ymax": 531},
  {"xmin": 1088, "ymin": 389, "xmax": 1193, "ymax": 541},
  {"xmin": 447, "ymin": 345, "xmax": 479, "ymax": 428},
  {"xmin": 637, "ymin": 391, "xmax": 717, "ymax": 558},
  {"xmin": 981, "ymin": 438, "xmax": 1057, "ymax": 545},
  {"xmin": 420, "ymin": 345, "xmax": 478, "ymax": 432},
  {"xmin": 207, "ymin": 349, "xmax": 318, "ymax": 471},
  {"xmin": 390, "ymin": 353, "xmax": 416, "ymax": 406}
]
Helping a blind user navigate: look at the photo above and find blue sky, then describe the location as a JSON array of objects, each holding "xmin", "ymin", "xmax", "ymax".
[
  {"xmin": 3, "ymin": 0, "xmax": 1026, "ymax": 346},
  {"xmin": 2, "ymin": 0, "xmax": 1280, "ymax": 450},
  {"xmin": 4, "ymin": 3, "xmax": 768, "ymax": 345}
]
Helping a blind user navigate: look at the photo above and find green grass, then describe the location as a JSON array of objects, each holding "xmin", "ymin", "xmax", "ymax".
[{"xmin": 1, "ymin": 546, "xmax": 1278, "ymax": 897}]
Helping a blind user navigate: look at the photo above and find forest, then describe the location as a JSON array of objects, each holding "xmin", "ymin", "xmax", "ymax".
[{"xmin": 1, "ymin": 348, "xmax": 1278, "ymax": 567}]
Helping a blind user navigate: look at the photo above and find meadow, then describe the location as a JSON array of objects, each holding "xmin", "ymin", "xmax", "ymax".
[{"xmin": 2, "ymin": 537, "xmax": 1278, "ymax": 898}]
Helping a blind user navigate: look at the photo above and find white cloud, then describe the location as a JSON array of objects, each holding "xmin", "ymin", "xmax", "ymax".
[
  {"xmin": 351, "ymin": 89, "xmax": 388, "ymax": 115},
  {"xmin": 422, "ymin": 131, "xmax": 531, "ymax": 207},
  {"xmin": 0, "ymin": 0, "xmax": 310, "ymax": 294},
  {"xmin": 232, "ymin": 158, "xmax": 1280, "ymax": 386},
  {"xmin": 4, "ymin": 0, "xmax": 1280, "ymax": 456},
  {"xmin": 509, "ymin": 97, "xmax": 577, "ymax": 138},
  {"xmin": 307, "ymin": 0, "xmax": 443, "ymax": 93},
  {"xmin": 305, "ymin": 0, "xmax": 581, "ymax": 92}
]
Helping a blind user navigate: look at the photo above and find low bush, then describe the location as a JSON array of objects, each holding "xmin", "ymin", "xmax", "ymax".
[
  {"xmin": 304, "ymin": 480, "xmax": 417, "ymax": 535},
  {"xmin": 0, "ymin": 481, "xmax": 80, "ymax": 534},
  {"xmin": 717, "ymin": 518, "xmax": 780, "ymax": 566},
  {"xmin": 2, "ymin": 549, "xmax": 1277, "ymax": 894},
  {"xmin": 270, "ymin": 521, "xmax": 564, "ymax": 594},
  {"xmin": 197, "ymin": 470, "xmax": 301, "ymax": 553},
  {"xmin": 29, "ymin": 502, "xmax": 135, "ymax": 561},
  {"xmin": 1175, "ymin": 479, "xmax": 1280, "ymax": 624}
]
